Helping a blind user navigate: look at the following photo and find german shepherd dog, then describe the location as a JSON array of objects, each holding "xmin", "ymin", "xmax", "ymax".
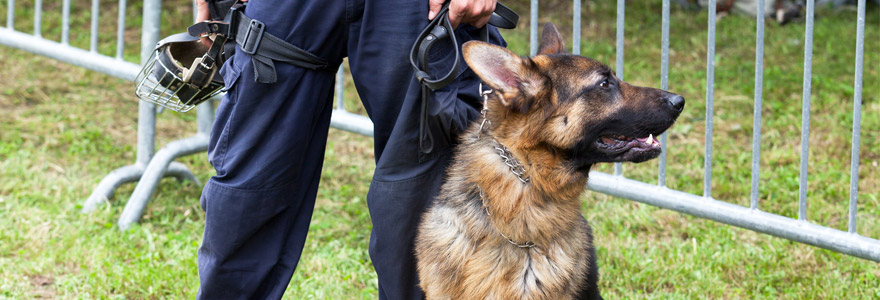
[{"xmin": 415, "ymin": 23, "xmax": 684, "ymax": 300}]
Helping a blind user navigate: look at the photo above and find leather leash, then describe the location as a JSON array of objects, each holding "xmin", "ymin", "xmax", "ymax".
[{"xmin": 410, "ymin": 1, "xmax": 518, "ymax": 155}]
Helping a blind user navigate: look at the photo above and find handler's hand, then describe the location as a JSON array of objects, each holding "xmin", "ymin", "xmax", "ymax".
[
  {"xmin": 195, "ymin": 0, "xmax": 247, "ymax": 47},
  {"xmin": 429, "ymin": 0, "xmax": 496, "ymax": 29}
]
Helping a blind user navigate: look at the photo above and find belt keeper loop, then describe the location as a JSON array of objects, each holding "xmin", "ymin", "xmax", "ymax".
[{"xmin": 241, "ymin": 19, "xmax": 265, "ymax": 55}]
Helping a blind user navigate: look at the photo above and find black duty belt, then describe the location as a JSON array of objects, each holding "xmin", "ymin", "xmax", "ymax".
[
  {"xmin": 410, "ymin": 1, "xmax": 518, "ymax": 154},
  {"xmin": 188, "ymin": 3, "xmax": 330, "ymax": 84}
]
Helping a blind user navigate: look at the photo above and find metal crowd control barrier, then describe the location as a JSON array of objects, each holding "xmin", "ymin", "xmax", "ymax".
[
  {"xmin": 3, "ymin": 0, "xmax": 875, "ymax": 261},
  {"xmin": 0, "ymin": 0, "xmax": 204, "ymax": 222},
  {"xmin": 582, "ymin": 0, "xmax": 878, "ymax": 262},
  {"xmin": 0, "ymin": 0, "xmax": 371, "ymax": 229},
  {"xmin": 338, "ymin": 0, "xmax": 878, "ymax": 262}
]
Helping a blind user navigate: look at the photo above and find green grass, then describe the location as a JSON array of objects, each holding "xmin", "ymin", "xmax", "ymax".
[{"xmin": 1, "ymin": 0, "xmax": 878, "ymax": 299}]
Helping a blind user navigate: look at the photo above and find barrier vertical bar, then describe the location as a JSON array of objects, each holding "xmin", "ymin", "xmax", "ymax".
[
  {"xmin": 658, "ymin": 0, "xmax": 670, "ymax": 187},
  {"xmin": 705, "ymin": 0, "xmax": 716, "ymax": 198},
  {"xmin": 90, "ymin": 0, "xmax": 99, "ymax": 53},
  {"xmin": 530, "ymin": 0, "xmax": 538, "ymax": 56},
  {"xmin": 336, "ymin": 66, "xmax": 345, "ymax": 110},
  {"xmin": 194, "ymin": 0, "xmax": 213, "ymax": 136},
  {"xmin": 572, "ymin": 0, "xmax": 580, "ymax": 55},
  {"xmin": 750, "ymin": 0, "xmax": 766, "ymax": 210},
  {"xmin": 115, "ymin": 0, "xmax": 127, "ymax": 59},
  {"xmin": 118, "ymin": 0, "xmax": 210, "ymax": 229},
  {"xmin": 194, "ymin": 0, "xmax": 210, "ymax": 135},
  {"xmin": 81, "ymin": 0, "xmax": 161, "ymax": 213},
  {"xmin": 848, "ymin": 0, "xmax": 865, "ymax": 234},
  {"xmin": 33, "ymin": 0, "xmax": 41, "ymax": 37},
  {"xmin": 137, "ymin": 0, "xmax": 160, "ymax": 165},
  {"xmin": 62, "ymin": 0, "xmax": 71, "ymax": 45},
  {"xmin": 798, "ymin": 0, "xmax": 815, "ymax": 221},
  {"xmin": 5, "ymin": 0, "xmax": 12, "ymax": 29},
  {"xmin": 614, "ymin": 0, "xmax": 624, "ymax": 176}
]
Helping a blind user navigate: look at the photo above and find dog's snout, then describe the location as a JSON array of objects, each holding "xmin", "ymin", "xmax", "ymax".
[{"xmin": 666, "ymin": 95, "xmax": 685, "ymax": 112}]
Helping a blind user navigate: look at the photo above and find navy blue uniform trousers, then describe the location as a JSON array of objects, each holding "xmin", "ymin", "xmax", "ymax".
[{"xmin": 196, "ymin": 0, "xmax": 505, "ymax": 299}]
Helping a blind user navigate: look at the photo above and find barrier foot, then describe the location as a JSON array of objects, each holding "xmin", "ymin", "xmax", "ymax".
[
  {"xmin": 167, "ymin": 161, "xmax": 201, "ymax": 186},
  {"xmin": 82, "ymin": 164, "xmax": 145, "ymax": 213},
  {"xmin": 118, "ymin": 133, "xmax": 210, "ymax": 230}
]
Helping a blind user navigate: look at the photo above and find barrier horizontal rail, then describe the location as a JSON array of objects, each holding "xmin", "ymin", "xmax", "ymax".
[
  {"xmin": 587, "ymin": 172, "xmax": 880, "ymax": 262},
  {"xmin": 0, "ymin": 29, "xmax": 140, "ymax": 81}
]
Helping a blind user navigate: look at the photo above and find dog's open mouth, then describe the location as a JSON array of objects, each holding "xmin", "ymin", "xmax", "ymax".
[{"xmin": 595, "ymin": 133, "xmax": 661, "ymax": 155}]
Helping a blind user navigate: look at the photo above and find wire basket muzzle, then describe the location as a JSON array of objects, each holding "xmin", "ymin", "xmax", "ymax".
[{"xmin": 134, "ymin": 42, "xmax": 224, "ymax": 112}]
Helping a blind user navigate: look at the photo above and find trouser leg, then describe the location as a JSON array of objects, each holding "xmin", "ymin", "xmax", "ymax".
[
  {"xmin": 346, "ymin": 1, "xmax": 507, "ymax": 298},
  {"xmin": 197, "ymin": 32, "xmax": 341, "ymax": 300},
  {"xmin": 197, "ymin": 2, "xmax": 348, "ymax": 299}
]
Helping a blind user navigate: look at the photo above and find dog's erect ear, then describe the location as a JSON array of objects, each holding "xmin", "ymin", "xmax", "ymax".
[
  {"xmin": 537, "ymin": 23, "xmax": 566, "ymax": 55},
  {"xmin": 463, "ymin": 41, "xmax": 544, "ymax": 113}
]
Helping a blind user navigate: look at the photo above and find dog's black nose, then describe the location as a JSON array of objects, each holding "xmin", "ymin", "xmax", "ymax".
[{"xmin": 666, "ymin": 95, "xmax": 685, "ymax": 112}]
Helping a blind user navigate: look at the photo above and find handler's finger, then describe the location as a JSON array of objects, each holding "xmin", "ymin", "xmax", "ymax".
[
  {"xmin": 471, "ymin": 0, "xmax": 495, "ymax": 28},
  {"xmin": 199, "ymin": 37, "xmax": 212, "ymax": 48},
  {"xmin": 447, "ymin": 1, "xmax": 471, "ymax": 29},
  {"xmin": 428, "ymin": 0, "xmax": 444, "ymax": 20},
  {"xmin": 471, "ymin": 14, "xmax": 492, "ymax": 29},
  {"xmin": 195, "ymin": 0, "xmax": 212, "ymax": 47}
]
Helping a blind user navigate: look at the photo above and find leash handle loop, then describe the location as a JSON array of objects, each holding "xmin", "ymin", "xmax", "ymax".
[
  {"xmin": 410, "ymin": 2, "xmax": 459, "ymax": 91},
  {"xmin": 411, "ymin": 1, "xmax": 518, "ymax": 155}
]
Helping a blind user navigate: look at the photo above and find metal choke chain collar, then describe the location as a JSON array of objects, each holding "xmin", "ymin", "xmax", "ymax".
[
  {"xmin": 479, "ymin": 84, "xmax": 530, "ymax": 184},
  {"xmin": 477, "ymin": 84, "xmax": 535, "ymax": 249}
]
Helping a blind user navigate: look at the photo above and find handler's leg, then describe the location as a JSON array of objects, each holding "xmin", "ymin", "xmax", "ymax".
[
  {"xmin": 197, "ymin": 2, "xmax": 347, "ymax": 299},
  {"xmin": 346, "ymin": 1, "xmax": 506, "ymax": 298},
  {"xmin": 197, "ymin": 54, "xmax": 337, "ymax": 299}
]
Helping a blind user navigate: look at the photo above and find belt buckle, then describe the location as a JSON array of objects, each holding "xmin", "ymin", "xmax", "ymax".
[{"xmin": 241, "ymin": 19, "xmax": 265, "ymax": 55}]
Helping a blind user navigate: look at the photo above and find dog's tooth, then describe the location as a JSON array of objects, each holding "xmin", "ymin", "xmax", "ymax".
[{"xmin": 648, "ymin": 133, "xmax": 654, "ymax": 141}]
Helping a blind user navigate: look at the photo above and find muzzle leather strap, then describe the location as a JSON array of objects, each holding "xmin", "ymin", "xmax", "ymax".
[
  {"xmin": 410, "ymin": 1, "xmax": 518, "ymax": 155},
  {"xmin": 186, "ymin": 33, "xmax": 228, "ymax": 89},
  {"xmin": 150, "ymin": 32, "xmax": 225, "ymax": 106}
]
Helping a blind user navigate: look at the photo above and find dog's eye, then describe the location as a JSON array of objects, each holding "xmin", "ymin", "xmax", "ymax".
[{"xmin": 599, "ymin": 79, "xmax": 609, "ymax": 88}]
